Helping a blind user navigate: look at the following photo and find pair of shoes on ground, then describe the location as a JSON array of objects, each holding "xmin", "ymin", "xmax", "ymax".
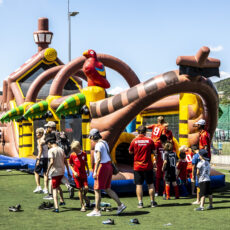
[
  {"xmin": 38, "ymin": 202, "xmax": 54, "ymax": 210},
  {"xmin": 195, "ymin": 205, "xmax": 213, "ymax": 211},
  {"xmin": 43, "ymin": 194, "xmax": 53, "ymax": 200},
  {"xmin": 87, "ymin": 203, "xmax": 126, "ymax": 216},
  {"xmin": 138, "ymin": 201, "xmax": 158, "ymax": 208},
  {"xmin": 9, "ymin": 204, "xmax": 21, "ymax": 212}
]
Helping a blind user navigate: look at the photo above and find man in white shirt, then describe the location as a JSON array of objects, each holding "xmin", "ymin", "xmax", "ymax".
[{"xmin": 86, "ymin": 129, "xmax": 126, "ymax": 217}]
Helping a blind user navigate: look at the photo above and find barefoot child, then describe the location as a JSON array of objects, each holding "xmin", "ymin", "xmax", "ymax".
[{"xmin": 69, "ymin": 141, "xmax": 90, "ymax": 212}]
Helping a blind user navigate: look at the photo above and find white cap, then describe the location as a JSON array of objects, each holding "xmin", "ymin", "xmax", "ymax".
[
  {"xmin": 88, "ymin": 128, "xmax": 100, "ymax": 138},
  {"xmin": 194, "ymin": 119, "xmax": 206, "ymax": 126},
  {"xmin": 44, "ymin": 121, "xmax": 56, "ymax": 128}
]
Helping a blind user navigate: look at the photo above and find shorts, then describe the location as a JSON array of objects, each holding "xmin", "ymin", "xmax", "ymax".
[
  {"xmin": 134, "ymin": 170, "xmax": 154, "ymax": 185},
  {"xmin": 94, "ymin": 162, "xmax": 112, "ymax": 190},
  {"xmin": 199, "ymin": 181, "xmax": 212, "ymax": 197},
  {"xmin": 164, "ymin": 171, "xmax": 176, "ymax": 182},
  {"xmin": 35, "ymin": 158, "xmax": 48, "ymax": 174},
  {"xmin": 52, "ymin": 175, "xmax": 63, "ymax": 189},
  {"xmin": 74, "ymin": 177, "xmax": 88, "ymax": 189},
  {"xmin": 186, "ymin": 168, "xmax": 193, "ymax": 179}
]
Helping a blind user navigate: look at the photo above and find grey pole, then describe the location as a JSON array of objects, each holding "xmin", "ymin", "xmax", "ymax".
[{"xmin": 68, "ymin": 0, "xmax": 79, "ymax": 62}]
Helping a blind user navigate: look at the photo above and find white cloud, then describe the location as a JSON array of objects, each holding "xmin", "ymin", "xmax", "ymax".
[
  {"xmin": 108, "ymin": 86, "xmax": 128, "ymax": 95},
  {"xmin": 211, "ymin": 71, "xmax": 230, "ymax": 82},
  {"xmin": 210, "ymin": 45, "xmax": 223, "ymax": 52},
  {"xmin": 0, "ymin": 0, "xmax": 3, "ymax": 5}
]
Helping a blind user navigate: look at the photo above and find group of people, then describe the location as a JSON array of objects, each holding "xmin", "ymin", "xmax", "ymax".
[
  {"xmin": 33, "ymin": 115, "xmax": 213, "ymax": 215},
  {"xmin": 33, "ymin": 121, "xmax": 126, "ymax": 216},
  {"xmin": 129, "ymin": 116, "xmax": 213, "ymax": 211}
]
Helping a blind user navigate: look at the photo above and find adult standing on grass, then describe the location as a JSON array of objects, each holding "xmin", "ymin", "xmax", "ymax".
[
  {"xmin": 46, "ymin": 134, "xmax": 71, "ymax": 213},
  {"xmin": 193, "ymin": 119, "xmax": 211, "ymax": 160},
  {"xmin": 129, "ymin": 125, "xmax": 157, "ymax": 208},
  {"xmin": 33, "ymin": 128, "xmax": 49, "ymax": 194},
  {"xmin": 87, "ymin": 129, "xmax": 126, "ymax": 217},
  {"xmin": 195, "ymin": 149, "xmax": 213, "ymax": 211}
]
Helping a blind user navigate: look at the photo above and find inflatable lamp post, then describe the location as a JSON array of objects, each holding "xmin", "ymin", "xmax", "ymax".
[{"xmin": 33, "ymin": 18, "xmax": 53, "ymax": 52}]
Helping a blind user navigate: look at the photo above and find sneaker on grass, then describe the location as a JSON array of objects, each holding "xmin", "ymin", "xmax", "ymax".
[
  {"xmin": 43, "ymin": 194, "xmax": 53, "ymax": 200},
  {"xmin": 151, "ymin": 201, "xmax": 158, "ymax": 208},
  {"xmin": 195, "ymin": 207, "xmax": 204, "ymax": 211},
  {"xmin": 207, "ymin": 205, "xmax": 213, "ymax": 210},
  {"xmin": 43, "ymin": 189, "xmax": 48, "ymax": 194},
  {"xmin": 33, "ymin": 186, "xmax": 43, "ymax": 193},
  {"xmin": 117, "ymin": 203, "xmax": 126, "ymax": 214},
  {"xmin": 52, "ymin": 208, "xmax": 59, "ymax": 213},
  {"xmin": 86, "ymin": 210, "xmax": 101, "ymax": 216},
  {"xmin": 137, "ymin": 203, "xmax": 143, "ymax": 208}
]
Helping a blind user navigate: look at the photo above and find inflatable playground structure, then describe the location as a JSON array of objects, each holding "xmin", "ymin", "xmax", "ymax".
[{"xmin": 0, "ymin": 18, "xmax": 225, "ymax": 194}]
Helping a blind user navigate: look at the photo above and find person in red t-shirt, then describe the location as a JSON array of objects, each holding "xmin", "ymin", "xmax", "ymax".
[
  {"xmin": 154, "ymin": 135, "xmax": 167, "ymax": 197},
  {"xmin": 193, "ymin": 119, "xmax": 211, "ymax": 160},
  {"xmin": 129, "ymin": 125, "xmax": 157, "ymax": 208},
  {"xmin": 147, "ymin": 116, "xmax": 166, "ymax": 147},
  {"xmin": 163, "ymin": 123, "xmax": 173, "ymax": 142},
  {"xmin": 69, "ymin": 141, "xmax": 90, "ymax": 212}
]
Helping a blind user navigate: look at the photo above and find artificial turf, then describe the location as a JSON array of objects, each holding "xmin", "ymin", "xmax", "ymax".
[{"xmin": 0, "ymin": 169, "xmax": 230, "ymax": 230}]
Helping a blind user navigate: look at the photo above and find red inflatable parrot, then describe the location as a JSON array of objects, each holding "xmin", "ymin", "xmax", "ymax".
[{"xmin": 82, "ymin": 49, "xmax": 110, "ymax": 89}]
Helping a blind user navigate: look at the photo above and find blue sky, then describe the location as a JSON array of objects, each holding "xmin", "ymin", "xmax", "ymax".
[{"xmin": 0, "ymin": 0, "xmax": 229, "ymax": 94}]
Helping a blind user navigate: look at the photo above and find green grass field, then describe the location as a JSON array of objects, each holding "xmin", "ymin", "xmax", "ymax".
[{"xmin": 1, "ymin": 170, "xmax": 230, "ymax": 230}]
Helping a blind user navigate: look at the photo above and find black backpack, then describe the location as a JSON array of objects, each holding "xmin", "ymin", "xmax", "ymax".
[{"xmin": 56, "ymin": 132, "xmax": 71, "ymax": 157}]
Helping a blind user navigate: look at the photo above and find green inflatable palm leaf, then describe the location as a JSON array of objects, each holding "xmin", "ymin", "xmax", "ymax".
[
  {"xmin": 56, "ymin": 93, "xmax": 86, "ymax": 117},
  {"xmin": 24, "ymin": 101, "xmax": 48, "ymax": 119},
  {"xmin": 0, "ymin": 105, "xmax": 24, "ymax": 123}
]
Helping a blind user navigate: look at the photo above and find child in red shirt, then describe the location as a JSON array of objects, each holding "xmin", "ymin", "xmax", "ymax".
[
  {"xmin": 177, "ymin": 151, "xmax": 188, "ymax": 182},
  {"xmin": 69, "ymin": 141, "xmax": 90, "ymax": 212},
  {"xmin": 177, "ymin": 151, "xmax": 188, "ymax": 196}
]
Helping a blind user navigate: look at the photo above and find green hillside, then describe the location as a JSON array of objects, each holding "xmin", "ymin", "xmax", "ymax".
[{"xmin": 214, "ymin": 78, "xmax": 230, "ymax": 104}]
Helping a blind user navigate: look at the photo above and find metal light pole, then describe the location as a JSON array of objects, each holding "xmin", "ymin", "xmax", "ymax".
[{"xmin": 68, "ymin": 0, "xmax": 79, "ymax": 62}]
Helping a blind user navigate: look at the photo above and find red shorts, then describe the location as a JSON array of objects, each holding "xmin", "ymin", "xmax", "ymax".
[
  {"xmin": 94, "ymin": 162, "xmax": 112, "ymax": 190},
  {"xmin": 74, "ymin": 177, "xmax": 88, "ymax": 189},
  {"xmin": 52, "ymin": 175, "xmax": 63, "ymax": 189}
]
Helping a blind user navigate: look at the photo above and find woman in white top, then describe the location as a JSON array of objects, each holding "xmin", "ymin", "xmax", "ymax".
[
  {"xmin": 86, "ymin": 129, "xmax": 126, "ymax": 217},
  {"xmin": 33, "ymin": 128, "xmax": 49, "ymax": 194}
]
